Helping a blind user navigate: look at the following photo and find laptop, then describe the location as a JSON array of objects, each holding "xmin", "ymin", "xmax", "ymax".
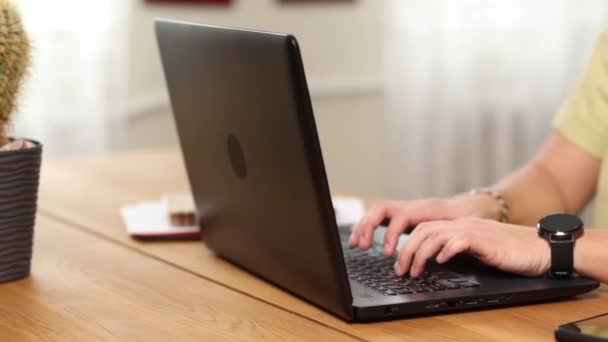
[{"xmin": 155, "ymin": 19, "xmax": 599, "ymax": 321}]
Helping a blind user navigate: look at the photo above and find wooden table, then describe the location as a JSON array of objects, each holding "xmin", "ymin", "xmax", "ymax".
[{"xmin": 4, "ymin": 148, "xmax": 604, "ymax": 341}]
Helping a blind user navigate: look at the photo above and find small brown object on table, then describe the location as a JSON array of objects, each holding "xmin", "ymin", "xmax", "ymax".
[
  {"xmin": 163, "ymin": 192, "xmax": 197, "ymax": 227},
  {"xmin": 32, "ymin": 148, "xmax": 608, "ymax": 341}
]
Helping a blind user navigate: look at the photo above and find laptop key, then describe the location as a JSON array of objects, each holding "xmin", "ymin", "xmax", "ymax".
[
  {"xmin": 458, "ymin": 281, "xmax": 480, "ymax": 288},
  {"xmin": 447, "ymin": 278, "xmax": 471, "ymax": 283},
  {"xmin": 434, "ymin": 279, "xmax": 461, "ymax": 289},
  {"xmin": 410, "ymin": 285, "xmax": 432, "ymax": 293},
  {"xmin": 395, "ymin": 288, "xmax": 413, "ymax": 294},
  {"xmin": 429, "ymin": 284, "xmax": 445, "ymax": 291},
  {"xmin": 431, "ymin": 271, "xmax": 462, "ymax": 279}
]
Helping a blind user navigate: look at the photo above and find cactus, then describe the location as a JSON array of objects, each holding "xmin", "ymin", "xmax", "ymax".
[{"xmin": 0, "ymin": 0, "xmax": 29, "ymax": 147}]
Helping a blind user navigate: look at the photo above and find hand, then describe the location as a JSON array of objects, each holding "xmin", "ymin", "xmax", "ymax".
[
  {"xmin": 393, "ymin": 217, "xmax": 550, "ymax": 278},
  {"xmin": 349, "ymin": 194, "xmax": 503, "ymax": 257}
]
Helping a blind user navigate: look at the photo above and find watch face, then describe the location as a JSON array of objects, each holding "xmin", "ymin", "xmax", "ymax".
[{"xmin": 538, "ymin": 213, "xmax": 583, "ymax": 233}]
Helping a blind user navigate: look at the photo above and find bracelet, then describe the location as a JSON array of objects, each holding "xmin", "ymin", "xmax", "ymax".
[{"xmin": 468, "ymin": 187, "xmax": 510, "ymax": 223}]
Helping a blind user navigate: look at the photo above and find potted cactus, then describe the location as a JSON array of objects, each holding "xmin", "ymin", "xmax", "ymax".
[{"xmin": 0, "ymin": 0, "xmax": 42, "ymax": 283}]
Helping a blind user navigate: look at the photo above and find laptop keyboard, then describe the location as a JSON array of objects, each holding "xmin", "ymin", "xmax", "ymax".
[{"xmin": 341, "ymin": 241, "xmax": 479, "ymax": 296}]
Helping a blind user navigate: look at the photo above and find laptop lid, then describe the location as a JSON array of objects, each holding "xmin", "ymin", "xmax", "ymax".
[{"xmin": 156, "ymin": 19, "xmax": 354, "ymax": 320}]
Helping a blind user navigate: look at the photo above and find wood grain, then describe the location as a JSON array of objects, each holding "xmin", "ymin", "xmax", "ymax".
[
  {"xmin": 38, "ymin": 149, "xmax": 608, "ymax": 341},
  {"xmin": 0, "ymin": 215, "xmax": 356, "ymax": 341}
]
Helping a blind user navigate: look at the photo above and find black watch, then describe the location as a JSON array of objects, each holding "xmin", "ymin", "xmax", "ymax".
[{"xmin": 537, "ymin": 213, "xmax": 584, "ymax": 279}]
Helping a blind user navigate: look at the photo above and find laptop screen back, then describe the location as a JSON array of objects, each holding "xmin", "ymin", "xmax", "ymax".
[{"xmin": 156, "ymin": 19, "xmax": 353, "ymax": 320}]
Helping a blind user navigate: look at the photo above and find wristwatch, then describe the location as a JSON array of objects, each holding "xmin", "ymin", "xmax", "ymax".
[{"xmin": 537, "ymin": 213, "xmax": 584, "ymax": 279}]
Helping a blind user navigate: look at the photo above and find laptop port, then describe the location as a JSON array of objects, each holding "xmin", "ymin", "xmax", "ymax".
[
  {"xmin": 384, "ymin": 306, "xmax": 399, "ymax": 314},
  {"xmin": 447, "ymin": 300, "xmax": 458, "ymax": 308},
  {"xmin": 486, "ymin": 297, "xmax": 500, "ymax": 304},
  {"xmin": 424, "ymin": 302, "xmax": 441, "ymax": 309},
  {"xmin": 463, "ymin": 299, "xmax": 478, "ymax": 306}
]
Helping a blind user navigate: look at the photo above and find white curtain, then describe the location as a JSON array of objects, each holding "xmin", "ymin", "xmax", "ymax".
[
  {"xmin": 385, "ymin": 0, "xmax": 608, "ymax": 199},
  {"xmin": 14, "ymin": 0, "xmax": 132, "ymax": 157}
]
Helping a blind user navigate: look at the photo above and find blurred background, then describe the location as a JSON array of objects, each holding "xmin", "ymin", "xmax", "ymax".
[{"xmin": 12, "ymin": 0, "xmax": 608, "ymax": 200}]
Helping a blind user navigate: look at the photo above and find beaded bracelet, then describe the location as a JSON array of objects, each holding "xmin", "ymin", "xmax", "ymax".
[{"xmin": 468, "ymin": 187, "xmax": 510, "ymax": 223}]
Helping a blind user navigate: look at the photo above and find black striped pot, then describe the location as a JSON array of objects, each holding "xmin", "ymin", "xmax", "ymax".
[{"xmin": 0, "ymin": 139, "xmax": 41, "ymax": 283}]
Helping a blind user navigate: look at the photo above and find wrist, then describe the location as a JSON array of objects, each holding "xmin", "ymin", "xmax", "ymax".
[
  {"xmin": 462, "ymin": 188, "xmax": 509, "ymax": 222},
  {"xmin": 535, "ymin": 234, "xmax": 552, "ymax": 275},
  {"xmin": 471, "ymin": 193, "xmax": 503, "ymax": 221}
]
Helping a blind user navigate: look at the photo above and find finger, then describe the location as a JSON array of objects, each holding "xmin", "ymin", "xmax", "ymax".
[
  {"xmin": 348, "ymin": 223, "xmax": 361, "ymax": 247},
  {"xmin": 435, "ymin": 235, "xmax": 472, "ymax": 264},
  {"xmin": 356, "ymin": 204, "xmax": 393, "ymax": 250},
  {"xmin": 348, "ymin": 219, "xmax": 368, "ymax": 247},
  {"xmin": 394, "ymin": 222, "xmax": 438, "ymax": 276},
  {"xmin": 349, "ymin": 216, "xmax": 367, "ymax": 247},
  {"xmin": 409, "ymin": 231, "xmax": 451, "ymax": 278},
  {"xmin": 383, "ymin": 216, "xmax": 409, "ymax": 257}
]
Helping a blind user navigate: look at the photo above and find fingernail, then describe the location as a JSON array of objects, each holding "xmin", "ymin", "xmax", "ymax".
[
  {"xmin": 384, "ymin": 244, "xmax": 391, "ymax": 256},
  {"xmin": 349, "ymin": 234, "xmax": 356, "ymax": 245},
  {"xmin": 436, "ymin": 252, "xmax": 445, "ymax": 263},
  {"xmin": 394, "ymin": 261, "xmax": 401, "ymax": 275}
]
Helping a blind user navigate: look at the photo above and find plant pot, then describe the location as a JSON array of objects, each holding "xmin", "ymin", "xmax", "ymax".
[{"xmin": 0, "ymin": 139, "xmax": 42, "ymax": 283}]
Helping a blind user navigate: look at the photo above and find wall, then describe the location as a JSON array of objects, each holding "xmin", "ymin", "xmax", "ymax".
[
  {"xmin": 125, "ymin": 0, "xmax": 390, "ymax": 197},
  {"xmin": 16, "ymin": 0, "xmax": 131, "ymax": 157},
  {"xmin": 386, "ymin": 0, "xmax": 608, "ymax": 202}
]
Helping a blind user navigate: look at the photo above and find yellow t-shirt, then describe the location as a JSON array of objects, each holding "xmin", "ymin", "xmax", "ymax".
[{"xmin": 553, "ymin": 28, "xmax": 608, "ymax": 227}]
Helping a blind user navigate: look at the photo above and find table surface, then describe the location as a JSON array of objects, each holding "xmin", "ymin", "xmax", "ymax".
[{"xmin": 7, "ymin": 148, "xmax": 605, "ymax": 341}]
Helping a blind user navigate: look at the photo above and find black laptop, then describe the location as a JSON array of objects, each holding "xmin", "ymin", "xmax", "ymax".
[{"xmin": 155, "ymin": 19, "xmax": 599, "ymax": 322}]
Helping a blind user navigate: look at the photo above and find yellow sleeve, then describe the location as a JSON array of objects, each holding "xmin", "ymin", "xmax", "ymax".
[{"xmin": 553, "ymin": 28, "xmax": 608, "ymax": 159}]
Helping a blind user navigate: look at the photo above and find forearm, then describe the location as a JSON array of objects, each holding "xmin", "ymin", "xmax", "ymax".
[
  {"xmin": 493, "ymin": 162, "xmax": 567, "ymax": 226},
  {"xmin": 484, "ymin": 133, "xmax": 598, "ymax": 226},
  {"xmin": 574, "ymin": 230, "xmax": 608, "ymax": 283}
]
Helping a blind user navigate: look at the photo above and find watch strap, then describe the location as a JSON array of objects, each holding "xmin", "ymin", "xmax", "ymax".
[{"xmin": 549, "ymin": 236, "xmax": 574, "ymax": 279}]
